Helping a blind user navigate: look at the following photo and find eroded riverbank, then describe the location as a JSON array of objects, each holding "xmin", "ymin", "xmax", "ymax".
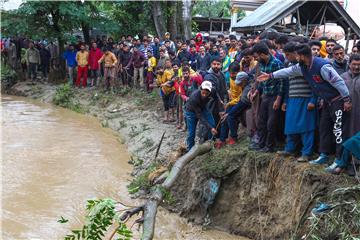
[{"xmin": 1, "ymin": 94, "xmax": 247, "ymax": 240}]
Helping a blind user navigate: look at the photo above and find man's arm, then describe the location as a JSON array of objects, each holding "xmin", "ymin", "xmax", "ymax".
[
  {"xmin": 271, "ymin": 64, "xmax": 303, "ymax": 79},
  {"xmin": 320, "ymin": 64, "xmax": 350, "ymax": 98}
]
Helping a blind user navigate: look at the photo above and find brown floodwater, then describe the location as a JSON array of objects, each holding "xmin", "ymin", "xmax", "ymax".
[{"xmin": 1, "ymin": 95, "xmax": 248, "ymax": 240}]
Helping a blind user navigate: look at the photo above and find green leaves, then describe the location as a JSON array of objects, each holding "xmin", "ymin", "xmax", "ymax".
[{"xmin": 61, "ymin": 198, "xmax": 133, "ymax": 240}]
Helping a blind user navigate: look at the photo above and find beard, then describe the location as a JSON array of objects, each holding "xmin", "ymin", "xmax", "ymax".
[
  {"xmin": 259, "ymin": 58, "xmax": 266, "ymax": 64},
  {"xmin": 212, "ymin": 67, "xmax": 220, "ymax": 73}
]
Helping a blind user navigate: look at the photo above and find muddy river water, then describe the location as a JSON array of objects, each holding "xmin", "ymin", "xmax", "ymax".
[{"xmin": 1, "ymin": 95, "xmax": 248, "ymax": 240}]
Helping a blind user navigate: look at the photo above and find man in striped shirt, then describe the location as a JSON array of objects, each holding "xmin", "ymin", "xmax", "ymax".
[{"xmin": 277, "ymin": 42, "xmax": 317, "ymax": 162}]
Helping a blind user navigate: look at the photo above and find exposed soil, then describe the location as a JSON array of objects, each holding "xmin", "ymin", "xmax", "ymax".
[{"xmin": 4, "ymin": 79, "xmax": 359, "ymax": 240}]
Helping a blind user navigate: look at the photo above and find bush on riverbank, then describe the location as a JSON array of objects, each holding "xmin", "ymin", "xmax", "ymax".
[
  {"xmin": 53, "ymin": 84, "xmax": 85, "ymax": 113},
  {"xmin": 1, "ymin": 62, "xmax": 17, "ymax": 92}
]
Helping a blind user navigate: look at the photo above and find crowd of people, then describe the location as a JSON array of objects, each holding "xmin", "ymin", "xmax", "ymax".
[{"xmin": 1, "ymin": 30, "xmax": 359, "ymax": 177}]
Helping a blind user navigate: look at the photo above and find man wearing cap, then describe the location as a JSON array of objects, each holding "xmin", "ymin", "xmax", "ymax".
[
  {"xmin": 162, "ymin": 32, "xmax": 176, "ymax": 53},
  {"xmin": 184, "ymin": 81, "xmax": 217, "ymax": 151}
]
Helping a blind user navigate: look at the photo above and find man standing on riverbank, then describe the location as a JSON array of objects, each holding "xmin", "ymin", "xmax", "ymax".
[
  {"xmin": 75, "ymin": 44, "xmax": 89, "ymax": 88},
  {"xmin": 88, "ymin": 42, "xmax": 103, "ymax": 87},
  {"xmin": 98, "ymin": 47, "xmax": 117, "ymax": 93},
  {"xmin": 63, "ymin": 44, "xmax": 77, "ymax": 85},
  {"xmin": 25, "ymin": 42, "xmax": 40, "ymax": 81}
]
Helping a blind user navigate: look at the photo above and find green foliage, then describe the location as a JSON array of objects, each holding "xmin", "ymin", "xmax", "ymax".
[
  {"xmin": 159, "ymin": 186, "xmax": 175, "ymax": 205},
  {"xmin": 53, "ymin": 84, "xmax": 84, "ymax": 113},
  {"xmin": 60, "ymin": 198, "xmax": 133, "ymax": 240},
  {"xmin": 1, "ymin": 62, "xmax": 17, "ymax": 87},
  {"xmin": 127, "ymin": 163, "xmax": 158, "ymax": 194},
  {"xmin": 304, "ymin": 185, "xmax": 360, "ymax": 240},
  {"xmin": 192, "ymin": 0, "xmax": 231, "ymax": 18}
]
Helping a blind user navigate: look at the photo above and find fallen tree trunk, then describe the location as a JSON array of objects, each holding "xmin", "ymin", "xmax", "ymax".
[{"xmin": 121, "ymin": 142, "xmax": 213, "ymax": 240}]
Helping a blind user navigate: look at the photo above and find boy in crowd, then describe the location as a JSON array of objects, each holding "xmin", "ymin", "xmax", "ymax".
[
  {"xmin": 146, "ymin": 49, "xmax": 157, "ymax": 93},
  {"xmin": 156, "ymin": 59, "xmax": 175, "ymax": 123}
]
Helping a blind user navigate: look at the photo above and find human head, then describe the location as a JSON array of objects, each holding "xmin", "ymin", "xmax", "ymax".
[
  {"xmin": 275, "ymin": 34, "xmax": 288, "ymax": 50},
  {"xmin": 212, "ymin": 45, "xmax": 218, "ymax": 53},
  {"xmin": 217, "ymin": 34, "xmax": 224, "ymax": 42},
  {"xmin": 199, "ymin": 45, "xmax": 205, "ymax": 54},
  {"xmin": 219, "ymin": 48, "xmax": 227, "ymax": 60},
  {"xmin": 181, "ymin": 42, "xmax": 187, "ymax": 51},
  {"xmin": 147, "ymin": 50, "xmax": 153, "ymax": 58},
  {"xmin": 159, "ymin": 49, "xmax": 165, "ymax": 57},
  {"xmin": 295, "ymin": 44, "xmax": 312, "ymax": 66},
  {"xmin": 352, "ymin": 45, "xmax": 358, "ymax": 55},
  {"xmin": 165, "ymin": 59, "xmax": 172, "ymax": 68},
  {"xmin": 156, "ymin": 66, "xmax": 164, "ymax": 75},
  {"xmin": 229, "ymin": 61, "xmax": 240, "ymax": 79},
  {"xmin": 164, "ymin": 40, "xmax": 171, "ymax": 48},
  {"xmin": 235, "ymin": 71, "xmax": 249, "ymax": 87},
  {"xmin": 200, "ymin": 81, "xmax": 212, "ymax": 98},
  {"xmin": 252, "ymin": 42, "xmax": 270, "ymax": 64},
  {"xmin": 91, "ymin": 42, "xmax": 97, "ymax": 50},
  {"xmin": 133, "ymin": 45, "xmax": 138, "ymax": 52},
  {"xmin": 333, "ymin": 44, "xmax": 345, "ymax": 63},
  {"xmin": 348, "ymin": 54, "xmax": 360, "ymax": 76},
  {"xmin": 143, "ymin": 39, "xmax": 148, "ymax": 47},
  {"xmin": 80, "ymin": 44, "xmax": 85, "ymax": 51},
  {"xmin": 182, "ymin": 66, "xmax": 190, "ymax": 79},
  {"xmin": 241, "ymin": 48, "xmax": 253, "ymax": 64},
  {"xmin": 326, "ymin": 39, "xmax": 337, "ymax": 54},
  {"xmin": 172, "ymin": 61, "xmax": 179, "ymax": 72},
  {"xmin": 164, "ymin": 32, "xmax": 171, "ymax": 40},
  {"xmin": 309, "ymin": 40, "xmax": 322, "ymax": 57},
  {"xmin": 123, "ymin": 44, "xmax": 129, "ymax": 52},
  {"xmin": 210, "ymin": 57, "xmax": 222, "ymax": 73},
  {"xmin": 283, "ymin": 42, "xmax": 299, "ymax": 63},
  {"xmin": 229, "ymin": 35, "xmax": 237, "ymax": 48},
  {"xmin": 29, "ymin": 42, "xmax": 34, "ymax": 48},
  {"xmin": 225, "ymin": 38, "xmax": 231, "ymax": 47},
  {"xmin": 154, "ymin": 36, "xmax": 160, "ymax": 44},
  {"xmin": 69, "ymin": 44, "xmax": 74, "ymax": 51}
]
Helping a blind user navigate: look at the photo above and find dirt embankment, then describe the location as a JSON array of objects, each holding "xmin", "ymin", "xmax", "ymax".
[{"xmin": 5, "ymin": 80, "xmax": 359, "ymax": 240}]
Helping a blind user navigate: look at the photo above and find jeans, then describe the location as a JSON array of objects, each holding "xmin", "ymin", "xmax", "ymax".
[
  {"xmin": 185, "ymin": 110, "xmax": 215, "ymax": 151},
  {"xmin": 284, "ymin": 131, "xmax": 315, "ymax": 156},
  {"xmin": 68, "ymin": 66, "xmax": 76, "ymax": 85},
  {"xmin": 27, "ymin": 63, "xmax": 37, "ymax": 80},
  {"xmin": 227, "ymin": 101, "xmax": 250, "ymax": 140},
  {"xmin": 133, "ymin": 66, "xmax": 144, "ymax": 88}
]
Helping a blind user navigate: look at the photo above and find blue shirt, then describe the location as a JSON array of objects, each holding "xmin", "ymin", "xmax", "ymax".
[{"xmin": 63, "ymin": 50, "xmax": 77, "ymax": 67}]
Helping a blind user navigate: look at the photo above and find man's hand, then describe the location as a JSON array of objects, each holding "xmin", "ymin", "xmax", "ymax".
[
  {"xmin": 257, "ymin": 72, "xmax": 270, "ymax": 82},
  {"xmin": 211, "ymin": 128, "xmax": 218, "ymax": 136},
  {"xmin": 249, "ymin": 90, "xmax": 258, "ymax": 103},
  {"xmin": 307, "ymin": 103, "xmax": 316, "ymax": 111},
  {"xmin": 221, "ymin": 113, "xmax": 229, "ymax": 122},
  {"xmin": 281, "ymin": 103, "xmax": 287, "ymax": 112},
  {"xmin": 318, "ymin": 99, "xmax": 324, "ymax": 109},
  {"xmin": 273, "ymin": 97, "xmax": 281, "ymax": 110},
  {"xmin": 344, "ymin": 101, "xmax": 352, "ymax": 112}
]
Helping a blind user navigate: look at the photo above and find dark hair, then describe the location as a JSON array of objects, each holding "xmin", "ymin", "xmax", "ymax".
[
  {"xmin": 172, "ymin": 61, "xmax": 180, "ymax": 67},
  {"xmin": 147, "ymin": 49, "xmax": 152, "ymax": 53},
  {"xmin": 229, "ymin": 61, "xmax": 240, "ymax": 73},
  {"xmin": 275, "ymin": 34, "xmax": 288, "ymax": 45},
  {"xmin": 241, "ymin": 48, "xmax": 252, "ymax": 56},
  {"xmin": 252, "ymin": 42, "xmax": 270, "ymax": 55},
  {"xmin": 165, "ymin": 40, "xmax": 170, "ymax": 44},
  {"xmin": 283, "ymin": 42, "xmax": 298, "ymax": 53},
  {"xmin": 261, "ymin": 39, "xmax": 276, "ymax": 50},
  {"xmin": 229, "ymin": 35, "xmax": 237, "ymax": 41},
  {"xmin": 352, "ymin": 45, "xmax": 358, "ymax": 50},
  {"xmin": 156, "ymin": 65, "xmax": 164, "ymax": 70},
  {"xmin": 333, "ymin": 44, "xmax": 344, "ymax": 52},
  {"xmin": 296, "ymin": 44, "xmax": 312, "ymax": 57},
  {"xmin": 218, "ymin": 34, "xmax": 224, "ymax": 38},
  {"xmin": 326, "ymin": 39, "xmax": 337, "ymax": 45},
  {"xmin": 259, "ymin": 31, "xmax": 279, "ymax": 41},
  {"xmin": 349, "ymin": 53, "xmax": 360, "ymax": 63},
  {"xmin": 182, "ymin": 66, "xmax": 190, "ymax": 73},
  {"xmin": 309, "ymin": 40, "xmax": 322, "ymax": 48},
  {"xmin": 318, "ymin": 36, "xmax": 328, "ymax": 41},
  {"xmin": 211, "ymin": 56, "xmax": 222, "ymax": 63}
]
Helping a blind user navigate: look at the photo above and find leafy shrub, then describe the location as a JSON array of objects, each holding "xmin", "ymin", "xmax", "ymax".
[{"xmin": 53, "ymin": 84, "xmax": 84, "ymax": 113}]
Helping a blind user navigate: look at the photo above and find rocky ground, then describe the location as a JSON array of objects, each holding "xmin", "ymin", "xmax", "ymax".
[{"xmin": 3, "ymin": 74, "xmax": 359, "ymax": 240}]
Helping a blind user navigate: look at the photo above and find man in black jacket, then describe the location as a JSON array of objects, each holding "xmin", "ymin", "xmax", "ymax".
[{"xmin": 184, "ymin": 81, "xmax": 217, "ymax": 151}]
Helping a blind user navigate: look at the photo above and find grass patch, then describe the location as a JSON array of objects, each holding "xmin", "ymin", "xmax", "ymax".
[
  {"xmin": 53, "ymin": 83, "xmax": 85, "ymax": 113},
  {"xmin": 127, "ymin": 163, "xmax": 158, "ymax": 194},
  {"xmin": 143, "ymin": 137, "xmax": 155, "ymax": 149}
]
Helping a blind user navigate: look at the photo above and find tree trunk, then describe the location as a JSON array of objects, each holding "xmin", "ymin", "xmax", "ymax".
[
  {"xmin": 176, "ymin": 1, "xmax": 184, "ymax": 39},
  {"xmin": 182, "ymin": 0, "xmax": 193, "ymax": 40},
  {"xmin": 152, "ymin": 1, "xmax": 166, "ymax": 40},
  {"xmin": 167, "ymin": 1, "xmax": 177, "ymax": 39},
  {"xmin": 81, "ymin": 22, "xmax": 90, "ymax": 44}
]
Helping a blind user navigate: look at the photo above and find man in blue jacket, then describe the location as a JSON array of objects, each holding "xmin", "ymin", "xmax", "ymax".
[
  {"xmin": 257, "ymin": 44, "xmax": 352, "ymax": 172},
  {"xmin": 63, "ymin": 44, "xmax": 77, "ymax": 85}
]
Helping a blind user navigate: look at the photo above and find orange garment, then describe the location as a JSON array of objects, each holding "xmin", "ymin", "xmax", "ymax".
[{"xmin": 320, "ymin": 40, "xmax": 328, "ymax": 58}]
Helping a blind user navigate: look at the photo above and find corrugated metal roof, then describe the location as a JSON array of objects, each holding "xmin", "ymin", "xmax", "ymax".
[{"xmin": 233, "ymin": 0, "xmax": 304, "ymax": 29}]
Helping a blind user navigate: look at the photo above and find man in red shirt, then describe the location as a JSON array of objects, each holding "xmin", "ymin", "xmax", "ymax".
[{"xmin": 88, "ymin": 42, "xmax": 103, "ymax": 87}]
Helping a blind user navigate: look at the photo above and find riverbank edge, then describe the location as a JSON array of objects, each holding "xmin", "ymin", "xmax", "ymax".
[{"xmin": 4, "ymin": 80, "xmax": 359, "ymax": 240}]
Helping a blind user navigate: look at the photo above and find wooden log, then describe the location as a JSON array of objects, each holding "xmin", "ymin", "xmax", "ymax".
[{"xmin": 141, "ymin": 142, "xmax": 213, "ymax": 240}]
